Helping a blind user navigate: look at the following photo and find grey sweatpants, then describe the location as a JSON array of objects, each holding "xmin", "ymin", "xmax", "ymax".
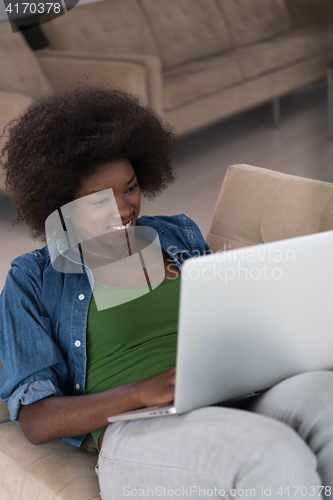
[{"xmin": 96, "ymin": 371, "xmax": 333, "ymax": 500}]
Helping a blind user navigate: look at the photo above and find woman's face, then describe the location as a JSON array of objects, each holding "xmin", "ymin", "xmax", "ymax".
[{"xmin": 70, "ymin": 158, "xmax": 141, "ymax": 247}]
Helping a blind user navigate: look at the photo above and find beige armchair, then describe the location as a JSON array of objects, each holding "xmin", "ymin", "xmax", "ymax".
[
  {"xmin": 206, "ymin": 164, "xmax": 333, "ymax": 252},
  {"xmin": 2, "ymin": 164, "xmax": 333, "ymax": 499}
]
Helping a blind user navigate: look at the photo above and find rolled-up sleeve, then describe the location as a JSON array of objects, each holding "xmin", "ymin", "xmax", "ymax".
[
  {"xmin": 0, "ymin": 253, "xmax": 68, "ymax": 424},
  {"xmin": 8, "ymin": 380, "xmax": 63, "ymax": 424}
]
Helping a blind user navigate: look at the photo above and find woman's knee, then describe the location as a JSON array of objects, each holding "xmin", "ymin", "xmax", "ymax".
[
  {"xmin": 251, "ymin": 371, "xmax": 333, "ymax": 420},
  {"xmin": 271, "ymin": 371, "xmax": 333, "ymax": 400}
]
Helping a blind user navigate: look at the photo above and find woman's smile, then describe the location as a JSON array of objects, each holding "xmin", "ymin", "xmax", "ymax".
[{"xmin": 71, "ymin": 158, "xmax": 141, "ymax": 256}]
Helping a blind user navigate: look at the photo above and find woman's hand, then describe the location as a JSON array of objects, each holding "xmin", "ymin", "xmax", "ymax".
[
  {"xmin": 133, "ymin": 365, "xmax": 176, "ymax": 408},
  {"xmin": 19, "ymin": 366, "xmax": 176, "ymax": 446}
]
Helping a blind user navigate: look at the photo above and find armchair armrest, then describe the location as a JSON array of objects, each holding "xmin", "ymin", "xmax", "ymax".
[{"xmin": 37, "ymin": 50, "xmax": 164, "ymax": 115}]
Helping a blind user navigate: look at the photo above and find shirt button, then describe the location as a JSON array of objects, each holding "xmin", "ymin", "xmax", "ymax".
[
  {"xmin": 78, "ymin": 294, "xmax": 85, "ymax": 301},
  {"xmin": 75, "ymin": 383, "xmax": 80, "ymax": 390},
  {"xmin": 75, "ymin": 340, "xmax": 81, "ymax": 347}
]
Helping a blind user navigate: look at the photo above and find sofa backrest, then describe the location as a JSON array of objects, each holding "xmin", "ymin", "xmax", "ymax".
[
  {"xmin": 139, "ymin": 0, "xmax": 234, "ymax": 70},
  {"xmin": 41, "ymin": 0, "xmax": 298, "ymax": 70},
  {"xmin": 215, "ymin": 0, "xmax": 292, "ymax": 48},
  {"xmin": 41, "ymin": 0, "xmax": 333, "ymax": 71},
  {"xmin": 206, "ymin": 164, "xmax": 333, "ymax": 252},
  {"xmin": 41, "ymin": 0, "xmax": 234, "ymax": 70},
  {"xmin": 41, "ymin": 0, "xmax": 160, "ymax": 57},
  {"xmin": 0, "ymin": 22, "xmax": 52, "ymax": 98}
]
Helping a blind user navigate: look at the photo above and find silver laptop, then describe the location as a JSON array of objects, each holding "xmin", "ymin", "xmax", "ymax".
[{"xmin": 108, "ymin": 229, "xmax": 333, "ymax": 423}]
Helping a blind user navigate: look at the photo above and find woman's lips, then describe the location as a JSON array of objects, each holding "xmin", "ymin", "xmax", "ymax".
[{"xmin": 111, "ymin": 219, "xmax": 133, "ymax": 231}]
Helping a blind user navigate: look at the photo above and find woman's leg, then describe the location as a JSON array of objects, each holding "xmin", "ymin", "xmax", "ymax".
[
  {"xmin": 97, "ymin": 406, "xmax": 321, "ymax": 500},
  {"xmin": 249, "ymin": 371, "xmax": 333, "ymax": 495}
]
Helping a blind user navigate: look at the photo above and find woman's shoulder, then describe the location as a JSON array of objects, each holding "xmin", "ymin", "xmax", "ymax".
[
  {"xmin": 137, "ymin": 214, "xmax": 211, "ymax": 256},
  {"xmin": 137, "ymin": 214, "xmax": 199, "ymax": 232},
  {"xmin": 10, "ymin": 245, "xmax": 50, "ymax": 274},
  {"xmin": 1, "ymin": 246, "xmax": 52, "ymax": 314},
  {"xmin": 3, "ymin": 246, "xmax": 52, "ymax": 295}
]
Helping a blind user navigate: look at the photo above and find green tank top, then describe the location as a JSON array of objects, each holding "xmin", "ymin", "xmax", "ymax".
[{"xmin": 86, "ymin": 275, "xmax": 181, "ymax": 448}]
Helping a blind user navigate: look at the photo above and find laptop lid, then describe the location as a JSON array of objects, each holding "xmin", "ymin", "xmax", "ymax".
[{"xmin": 174, "ymin": 230, "xmax": 333, "ymax": 413}]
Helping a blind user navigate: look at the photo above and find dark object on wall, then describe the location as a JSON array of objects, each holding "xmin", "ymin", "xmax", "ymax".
[{"xmin": 17, "ymin": 24, "xmax": 49, "ymax": 50}]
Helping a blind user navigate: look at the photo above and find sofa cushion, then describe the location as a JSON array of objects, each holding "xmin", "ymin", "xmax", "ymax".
[
  {"xmin": 165, "ymin": 55, "xmax": 329, "ymax": 135},
  {"xmin": 42, "ymin": 0, "xmax": 160, "ymax": 57},
  {"xmin": 164, "ymin": 53, "xmax": 243, "ymax": 110},
  {"xmin": 235, "ymin": 24, "xmax": 333, "ymax": 80},
  {"xmin": 0, "ymin": 421, "xmax": 99, "ymax": 500},
  {"xmin": 140, "ymin": 0, "xmax": 234, "ymax": 70},
  {"xmin": 0, "ymin": 400, "xmax": 10, "ymax": 425},
  {"xmin": 163, "ymin": 21, "xmax": 333, "ymax": 112},
  {"xmin": 216, "ymin": 0, "xmax": 292, "ymax": 48},
  {"xmin": 0, "ymin": 22, "xmax": 52, "ymax": 98}
]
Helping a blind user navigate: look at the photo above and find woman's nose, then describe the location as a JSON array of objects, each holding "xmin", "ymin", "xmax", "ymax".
[{"xmin": 111, "ymin": 198, "xmax": 132, "ymax": 221}]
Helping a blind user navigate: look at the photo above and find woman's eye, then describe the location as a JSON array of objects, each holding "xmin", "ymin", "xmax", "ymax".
[
  {"xmin": 126, "ymin": 184, "xmax": 139, "ymax": 193},
  {"xmin": 92, "ymin": 198, "xmax": 109, "ymax": 206}
]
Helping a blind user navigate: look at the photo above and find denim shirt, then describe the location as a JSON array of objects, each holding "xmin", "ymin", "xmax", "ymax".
[{"xmin": 0, "ymin": 214, "xmax": 210, "ymax": 447}]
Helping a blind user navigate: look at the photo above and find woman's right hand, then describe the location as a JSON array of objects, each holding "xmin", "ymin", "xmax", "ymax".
[{"xmin": 133, "ymin": 365, "xmax": 176, "ymax": 408}]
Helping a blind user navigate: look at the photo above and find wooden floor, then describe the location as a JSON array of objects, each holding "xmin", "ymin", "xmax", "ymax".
[{"xmin": 1, "ymin": 81, "xmax": 332, "ymax": 290}]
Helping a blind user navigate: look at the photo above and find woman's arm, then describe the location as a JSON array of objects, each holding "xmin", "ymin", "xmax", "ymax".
[{"xmin": 19, "ymin": 365, "xmax": 176, "ymax": 445}]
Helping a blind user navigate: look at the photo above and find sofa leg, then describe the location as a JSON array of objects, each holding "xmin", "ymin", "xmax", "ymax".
[{"xmin": 272, "ymin": 98, "xmax": 280, "ymax": 128}]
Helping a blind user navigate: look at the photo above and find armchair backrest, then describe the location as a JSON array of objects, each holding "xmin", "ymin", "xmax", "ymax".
[{"xmin": 206, "ymin": 164, "xmax": 333, "ymax": 252}]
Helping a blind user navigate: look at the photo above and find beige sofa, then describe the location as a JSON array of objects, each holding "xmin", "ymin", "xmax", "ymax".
[
  {"xmin": 37, "ymin": 0, "xmax": 333, "ymax": 135},
  {"xmin": 0, "ymin": 22, "xmax": 48, "ymax": 192},
  {"xmin": 0, "ymin": 21, "xmax": 150, "ymax": 193},
  {"xmin": 2, "ymin": 164, "xmax": 333, "ymax": 499}
]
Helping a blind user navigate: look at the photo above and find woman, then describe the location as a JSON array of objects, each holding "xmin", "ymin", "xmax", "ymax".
[{"xmin": 0, "ymin": 86, "xmax": 332, "ymax": 499}]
